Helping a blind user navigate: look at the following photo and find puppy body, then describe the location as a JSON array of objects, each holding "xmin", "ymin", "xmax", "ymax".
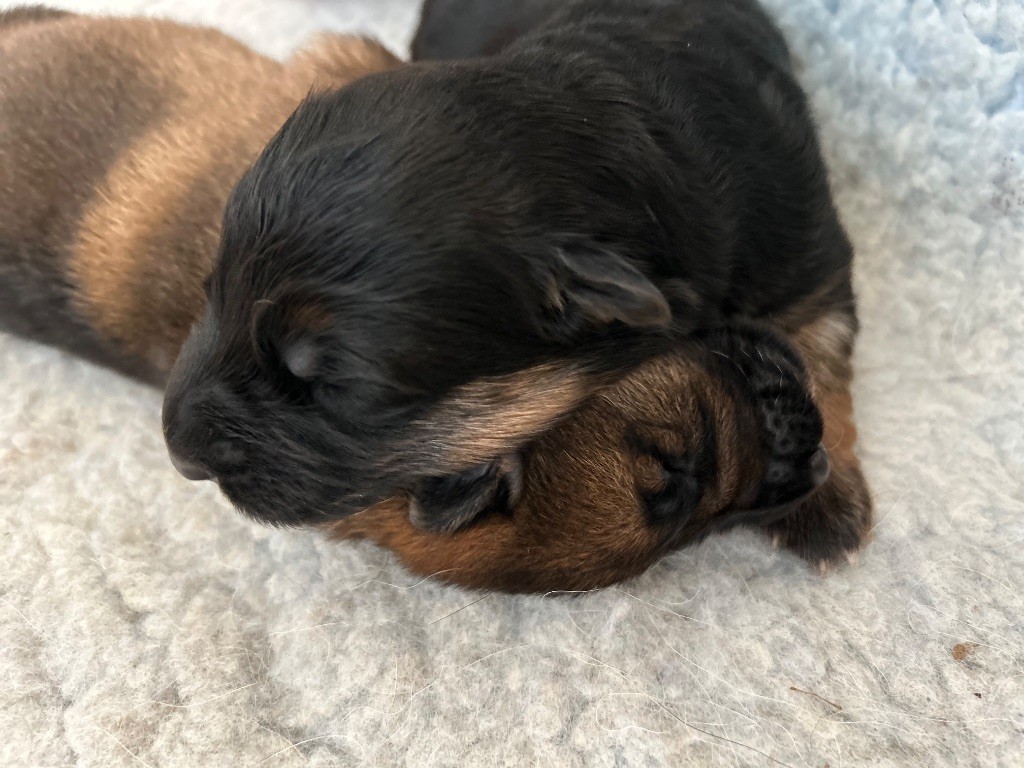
[
  {"xmin": 0, "ymin": 8, "xmax": 400, "ymax": 384},
  {"xmin": 165, "ymin": 0, "xmax": 861, "ymax": 527},
  {"xmin": 0, "ymin": 8, "xmax": 871, "ymax": 592}
]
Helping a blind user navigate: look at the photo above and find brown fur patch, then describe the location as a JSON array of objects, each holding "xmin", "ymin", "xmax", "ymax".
[
  {"xmin": 327, "ymin": 348, "xmax": 766, "ymax": 593},
  {"xmin": 414, "ymin": 363, "xmax": 596, "ymax": 471},
  {"xmin": 0, "ymin": 13, "xmax": 399, "ymax": 381},
  {"xmin": 788, "ymin": 311, "xmax": 857, "ymax": 396}
]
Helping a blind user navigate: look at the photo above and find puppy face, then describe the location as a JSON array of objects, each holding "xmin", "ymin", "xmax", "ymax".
[
  {"xmin": 162, "ymin": 65, "xmax": 692, "ymax": 524},
  {"xmin": 325, "ymin": 325, "xmax": 828, "ymax": 593}
]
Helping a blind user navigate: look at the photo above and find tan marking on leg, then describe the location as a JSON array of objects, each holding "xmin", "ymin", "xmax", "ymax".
[
  {"xmin": 787, "ymin": 310, "xmax": 856, "ymax": 395},
  {"xmin": 821, "ymin": 390, "xmax": 858, "ymax": 457}
]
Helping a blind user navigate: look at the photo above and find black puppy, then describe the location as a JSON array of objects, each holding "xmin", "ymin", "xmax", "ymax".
[{"xmin": 164, "ymin": 0, "xmax": 858, "ymax": 532}]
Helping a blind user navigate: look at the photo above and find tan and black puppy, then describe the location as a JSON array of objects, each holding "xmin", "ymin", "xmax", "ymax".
[
  {"xmin": 323, "ymin": 299, "xmax": 873, "ymax": 593},
  {"xmin": 0, "ymin": 6, "xmax": 401, "ymax": 384},
  {"xmin": 329, "ymin": 324, "xmax": 860, "ymax": 593},
  {"xmin": 0, "ymin": 8, "xmax": 871, "ymax": 592},
  {"xmin": 159, "ymin": 0, "xmax": 871, "ymax": 542}
]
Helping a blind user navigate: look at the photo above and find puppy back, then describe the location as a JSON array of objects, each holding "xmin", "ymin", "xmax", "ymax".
[{"xmin": 0, "ymin": 13, "xmax": 398, "ymax": 382}]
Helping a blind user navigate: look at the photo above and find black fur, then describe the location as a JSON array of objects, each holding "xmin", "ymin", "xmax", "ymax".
[
  {"xmin": 164, "ymin": 0, "xmax": 854, "ymax": 527},
  {"xmin": 412, "ymin": 0, "xmax": 557, "ymax": 60},
  {"xmin": 409, "ymin": 458, "xmax": 518, "ymax": 534}
]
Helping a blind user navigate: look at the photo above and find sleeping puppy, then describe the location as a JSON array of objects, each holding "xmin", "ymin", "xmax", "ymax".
[
  {"xmin": 162, "ymin": 0, "xmax": 865, "ymax": 535},
  {"xmin": 328, "ymin": 323, "xmax": 868, "ymax": 593},
  {"xmin": 0, "ymin": 7, "xmax": 871, "ymax": 588},
  {"xmin": 0, "ymin": 7, "xmax": 401, "ymax": 385},
  {"xmin": 405, "ymin": 0, "xmax": 871, "ymax": 565}
]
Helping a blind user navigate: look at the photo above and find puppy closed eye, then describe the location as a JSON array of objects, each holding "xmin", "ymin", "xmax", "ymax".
[
  {"xmin": 645, "ymin": 450, "xmax": 704, "ymax": 522},
  {"xmin": 248, "ymin": 291, "xmax": 336, "ymax": 378},
  {"xmin": 630, "ymin": 410, "xmax": 717, "ymax": 525}
]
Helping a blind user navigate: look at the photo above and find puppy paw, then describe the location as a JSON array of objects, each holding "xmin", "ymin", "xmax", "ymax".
[{"xmin": 764, "ymin": 460, "xmax": 873, "ymax": 571}]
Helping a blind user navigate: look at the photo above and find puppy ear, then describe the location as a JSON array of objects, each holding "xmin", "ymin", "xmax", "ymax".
[
  {"xmin": 409, "ymin": 454, "xmax": 524, "ymax": 535},
  {"xmin": 540, "ymin": 247, "xmax": 671, "ymax": 339}
]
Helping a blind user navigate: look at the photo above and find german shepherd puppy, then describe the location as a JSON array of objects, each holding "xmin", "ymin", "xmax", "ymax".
[
  {"xmin": 0, "ymin": 8, "xmax": 870, "ymax": 591},
  {"xmin": 159, "ymin": 0, "xmax": 866, "ymax": 538}
]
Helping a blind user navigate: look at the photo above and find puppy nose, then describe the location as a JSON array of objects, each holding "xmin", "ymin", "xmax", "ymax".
[
  {"xmin": 170, "ymin": 452, "xmax": 212, "ymax": 482},
  {"xmin": 163, "ymin": 390, "xmax": 244, "ymax": 482},
  {"xmin": 164, "ymin": 398, "xmax": 215, "ymax": 482}
]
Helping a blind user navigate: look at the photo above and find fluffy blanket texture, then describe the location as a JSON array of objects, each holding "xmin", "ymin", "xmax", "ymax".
[{"xmin": 1, "ymin": 0, "xmax": 1021, "ymax": 765}]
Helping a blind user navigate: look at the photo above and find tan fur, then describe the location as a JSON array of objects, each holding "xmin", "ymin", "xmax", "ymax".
[
  {"xmin": 327, "ymin": 349, "xmax": 767, "ymax": 593},
  {"xmin": 413, "ymin": 363, "xmax": 595, "ymax": 470},
  {"xmin": 787, "ymin": 311, "xmax": 856, "ymax": 397},
  {"xmin": 0, "ymin": 12, "xmax": 400, "ymax": 375}
]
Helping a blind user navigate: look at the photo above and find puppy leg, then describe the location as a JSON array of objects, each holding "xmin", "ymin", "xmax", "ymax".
[{"xmin": 764, "ymin": 308, "xmax": 874, "ymax": 568}]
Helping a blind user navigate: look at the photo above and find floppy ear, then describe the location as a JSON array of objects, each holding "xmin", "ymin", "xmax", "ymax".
[
  {"xmin": 539, "ymin": 246, "xmax": 671, "ymax": 340},
  {"xmin": 409, "ymin": 453, "xmax": 524, "ymax": 535}
]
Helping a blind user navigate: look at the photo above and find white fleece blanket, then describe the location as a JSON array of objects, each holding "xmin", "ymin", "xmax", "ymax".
[{"xmin": 1, "ymin": 1, "xmax": 1021, "ymax": 766}]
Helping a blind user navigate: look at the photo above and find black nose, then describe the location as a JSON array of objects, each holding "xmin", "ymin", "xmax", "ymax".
[
  {"xmin": 169, "ymin": 453, "xmax": 212, "ymax": 482},
  {"xmin": 163, "ymin": 396, "xmax": 214, "ymax": 482},
  {"xmin": 163, "ymin": 388, "xmax": 244, "ymax": 483}
]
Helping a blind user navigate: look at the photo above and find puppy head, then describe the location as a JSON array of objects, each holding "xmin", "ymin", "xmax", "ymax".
[
  {"xmin": 325, "ymin": 324, "xmax": 828, "ymax": 593},
  {"xmin": 162, "ymin": 66, "xmax": 688, "ymax": 524}
]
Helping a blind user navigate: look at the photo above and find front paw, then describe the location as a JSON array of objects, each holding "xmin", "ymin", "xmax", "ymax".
[{"xmin": 764, "ymin": 460, "xmax": 873, "ymax": 572}]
